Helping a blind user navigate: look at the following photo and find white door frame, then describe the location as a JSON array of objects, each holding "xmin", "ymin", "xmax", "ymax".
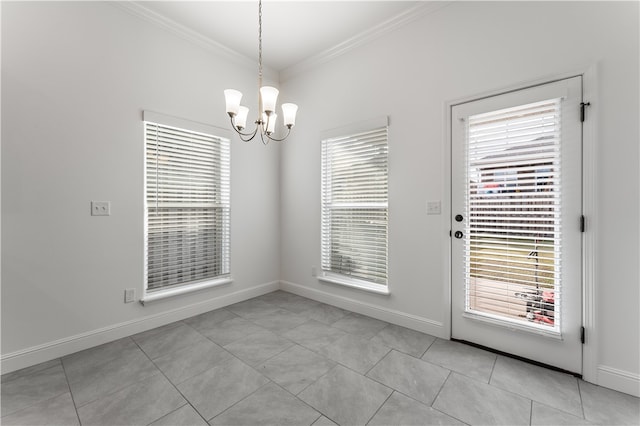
[{"xmin": 442, "ymin": 66, "xmax": 598, "ymax": 384}]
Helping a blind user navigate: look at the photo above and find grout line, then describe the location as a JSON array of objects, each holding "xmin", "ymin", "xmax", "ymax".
[
  {"xmin": 529, "ymin": 399, "xmax": 534, "ymax": 425},
  {"xmin": 363, "ymin": 347, "xmax": 393, "ymax": 376},
  {"xmin": 431, "ymin": 369, "xmax": 452, "ymax": 407},
  {"xmin": 488, "ymin": 353, "xmax": 498, "ymax": 384},
  {"xmin": 135, "ymin": 339, "xmax": 209, "ymax": 425},
  {"xmin": 577, "ymin": 378, "xmax": 587, "ymax": 420},
  {"xmin": 206, "ymin": 380, "xmax": 273, "ymax": 423},
  {"xmin": 60, "ymin": 358, "xmax": 82, "ymax": 426},
  {"xmin": 418, "ymin": 336, "xmax": 437, "ymax": 359},
  {"xmin": 364, "ymin": 389, "xmax": 394, "ymax": 425}
]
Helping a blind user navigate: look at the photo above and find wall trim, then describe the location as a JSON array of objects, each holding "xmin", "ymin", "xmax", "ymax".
[
  {"xmin": 279, "ymin": 281, "xmax": 446, "ymax": 338},
  {"xmin": 0, "ymin": 281, "xmax": 279, "ymax": 374},
  {"xmin": 597, "ymin": 365, "xmax": 640, "ymax": 397}
]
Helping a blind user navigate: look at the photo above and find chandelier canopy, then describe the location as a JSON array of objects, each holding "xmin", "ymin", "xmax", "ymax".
[{"xmin": 224, "ymin": 0, "xmax": 298, "ymax": 144}]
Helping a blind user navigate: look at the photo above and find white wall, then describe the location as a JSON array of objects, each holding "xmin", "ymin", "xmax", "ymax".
[
  {"xmin": 2, "ymin": 2, "xmax": 281, "ymax": 369},
  {"xmin": 280, "ymin": 1, "xmax": 639, "ymax": 394}
]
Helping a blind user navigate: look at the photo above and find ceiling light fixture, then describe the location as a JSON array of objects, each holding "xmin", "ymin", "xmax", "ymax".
[{"xmin": 224, "ymin": 0, "xmax": 298, "ymax": 144}]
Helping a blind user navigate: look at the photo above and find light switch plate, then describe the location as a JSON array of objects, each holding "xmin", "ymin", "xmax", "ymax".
[
  {"xmin": 91, "ymin": 201, "xmax": 110, "ymax": 216},
  {"xmin": 427, "ymin": 200, "xmax": 441, "ymax": 215}
]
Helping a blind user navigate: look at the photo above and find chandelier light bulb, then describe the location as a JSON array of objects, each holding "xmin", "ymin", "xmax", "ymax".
[
  {"xmin": 281, "ymin": 103, "xmax": 298, "ymax": 128},
  {"xmin": 235, "ymin": 106, "xmax": 250, "ymax": 130},
  {"xmin": 260, "ymin": 86, "xmax": 279, "ymax": 114},
  {"xmin": 263, "ymin": 113, "xmax": 277, "ymax": 134},
  {"xmin": 224, "ymin": 89, "xmax": 243, "ymax": 116}
]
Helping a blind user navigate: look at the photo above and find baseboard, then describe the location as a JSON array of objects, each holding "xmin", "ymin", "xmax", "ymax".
[
  {"xmin": 279, "ymin": 280, "xmax": 446, "ymax": 338},
  {"xmin": 597, "ymin": 365, "xmax": 640, "ymax": 397},
  {"xmin": 1, "ymin": 281, "xmax": 280, "ymax": 374}
]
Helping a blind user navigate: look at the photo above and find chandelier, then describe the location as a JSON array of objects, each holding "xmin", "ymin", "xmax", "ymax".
[{"xmin": 224, "ymin": 0, "xmax": 298, "ymax": 144}]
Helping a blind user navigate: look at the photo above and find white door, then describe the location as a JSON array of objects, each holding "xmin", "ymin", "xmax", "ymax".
[{"xmin": 451, "ymin": 77, "xmax": 583, "ymax": 374}]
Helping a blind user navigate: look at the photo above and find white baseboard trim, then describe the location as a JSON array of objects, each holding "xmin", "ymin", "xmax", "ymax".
[
  {"xmin": 1, "ymin": 281, "xmax": 279, "ymax": 374},
  {"xmin": 279, "ymin": 280, "xmax": 446, "ymax": 338},
  {"xmin": 597, "ymin": 365, "xmax": 640, "ymax": 397}
]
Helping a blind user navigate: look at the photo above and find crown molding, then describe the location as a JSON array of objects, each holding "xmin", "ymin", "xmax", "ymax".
[
  {"xmin": 280, "ymin": 1, "xmax": 453, "ymax": 83},
  {"xmin": 111, "ymin": 1, "xmax": 279, "ymax": 82},
  {"xmin": 112, "ymin": 1, "xmax": 450, "ymax": 85}
]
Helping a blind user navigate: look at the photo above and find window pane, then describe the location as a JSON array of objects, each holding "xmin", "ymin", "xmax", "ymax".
[{"xmin": 145, "ymin": 121, "xmax": 230, "ymax": 292}]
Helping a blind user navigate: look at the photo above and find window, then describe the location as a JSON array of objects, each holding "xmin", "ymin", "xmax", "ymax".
[
  {"xmin": 320, "ymin": 117, "xmax": 389, "ymax": 294},
  {"xmin": 143, "ymin": 111, "xmax": 231, "ymax": 302},
  {"xmin": 465, "ymin": 98, "xmax": 562, "ymax": 329}
]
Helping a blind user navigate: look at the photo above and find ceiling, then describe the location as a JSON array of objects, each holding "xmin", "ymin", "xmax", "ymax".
[{"xmin": 131, "ymin": 1, "xmax": 429, "ymax": 73}]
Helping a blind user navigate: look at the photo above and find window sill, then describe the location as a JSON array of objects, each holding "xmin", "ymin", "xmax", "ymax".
[
  {"xmin": 318, "ymin": 273, "xmax": 389, "ymax": 295},
  {"xmin": 463, "ymin": 310, "xmax": 562, "ymax": 340},
  {"xmin": 140, "ymin": 277, "xmax": 233, "ymax": 305}
]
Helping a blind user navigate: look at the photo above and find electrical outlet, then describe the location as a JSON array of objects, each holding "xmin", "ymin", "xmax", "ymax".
[
  {"xmin": 124, "ymin": 288, "xmax": 135, "ymax": 303},
  {"xmin": 311, "ymin": 266, "xmax": 317, "ymax": 277},
  {"xmin": 91, "ymin": 201, "xmax": 111, "ymax": 216}
]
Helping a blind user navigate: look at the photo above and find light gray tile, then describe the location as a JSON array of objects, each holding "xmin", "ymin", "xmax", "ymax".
[
  {"xmin": 532, "ymin": 402, "xmax": 594, "ymax": 426},
  {"xmin": 150, "ymin": 404, "xmax": 208, "ymax": 426},
  {"xmin": 368, "ymin": 392, "xmax": 464, "ymax": 426},
  {"xmin": 298, "ymin": 365, "xmax": 392, "ymax": 426},
  {"xmin": 277, "ymin": 296, "xmax": 321, "ymax": 314},
  {"xmin": 301, "ymin": 303, "xmax": 348, "ymax": 325},
  {"xmin": 433, "ymin": 372, "xmax": 531, "ymax": 426},
  {"xmin": 249, "ymin": 308, "xmax": 309, "ymax": 334},
  {"xmin": 579, "ymin": 380, "xmax": 640, "ymax": 425},
  {"xmin": 177, "ymin": 357, "xmax": 269, "ymax": 421},
  {"xmin": 132, "ymin": 321, "xmax": 184, "ymax": 341},
  {"xmin": 210, "ymin": 382, "xmax": 321, "ymax": 426},
  {"xmin": 62, "ymin": 337, "xmax": 139, "ymax": 378},
  {"xmin": 371, "ymin": 324, "xmax": 436, "ymax": 358},
  {"xmin": 490, "ymin": 356, "xmax": 582, "ymax": 417},
  {"xmin": 1, "ymin": 392, "xmax": 79, "ymax": 426},
  {"xmin": 223, "ymin": 329, "xmax": 294, "ymax": 366},
  {"xmin": 1, "ymin": 359, "xmax": 61, "ymax": 384},
  {"xmin": 367, "ymin": 350, "xmax": 450, "ymax": 405},
  {"xmin": 154, "ymin": 338, "xmax": 232, "ymax": 385},
  {"xmin": 77, "ymin": 374, "xmax": 186, "ymax": 426},
  {"xmin": 331, "ymin": 313, "xmax": 388, "ymax": 338},
  {"xmin": 283, "ymin": 320, "xmax": 347, "ymax": 351},
  {"xmin": 67, "ymin": 347, "xmax": 159, "ymax": 407},
  {"xmin": 317, "ymin": 333, "xmax": 390, "ymax": 374},
  {"xmin": 1, "ymin": 364, "xmax": 69, "ymax": 417},
  {"xmin": 133, "ymin": 322, "xmax": 209, "ymax": 360},
  {"xmin": 226, "ymin": 298, "xmax": 280, "ymax": 320},
  {"xmin": 422, "ymin": 339, "xmax": 496, "ymax": 382},
  {"xmin": 183, "ymin": 308, "xmax": 238, "ymax": 333},
  {"xmin": 312, "ymin": 416, "xmax": 338, "ymax": 426},
  {"xmin": 199, "ymin": 316, "xmax": 267, "ymax": 346},
  {"xmin": 257, "ymin": 345, "xmax": 336, "ymax": 394},
  {"xmin": 254, "ymin": 290, "xmax": 295, "ymax": 305}
]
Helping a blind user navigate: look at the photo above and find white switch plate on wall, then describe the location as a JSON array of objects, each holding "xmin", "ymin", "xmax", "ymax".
[
  {"xmin": 91, "ymin": 201, "xmax": 111, "ymax": 216},
  {"xmin": 427, "ymin": 200, "xmax": 441, "ymax": 215}
]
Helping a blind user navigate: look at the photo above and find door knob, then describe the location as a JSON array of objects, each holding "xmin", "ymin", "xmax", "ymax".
[
  {"xmin": 454, "ymin": 231, "xmax": 463, "ymax": 239},
  {"xmin": 455, "ymin": 214, "xmax": 463, "ymax": 222}
]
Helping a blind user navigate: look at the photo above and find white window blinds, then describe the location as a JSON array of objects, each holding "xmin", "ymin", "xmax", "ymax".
[
  {"xmin": 321, "ymin": 124, "xmax": 388, "ymax": 287},
  {"xmin": 145, "ymin": 118, "xmax": 230, "ymax": 292},
  {"xmin": 465, "ymin": 98, "xmax": 561, "ymax": 329}
]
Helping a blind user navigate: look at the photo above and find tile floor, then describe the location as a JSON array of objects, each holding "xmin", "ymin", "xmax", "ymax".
[{"xmin": 2, "ymin": 290, "xmax": 639, "ymax": 425}]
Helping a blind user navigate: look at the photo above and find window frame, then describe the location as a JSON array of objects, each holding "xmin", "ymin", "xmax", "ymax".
[
  {"xmin": 319, "ymin": 116, "xmax": 390, "ymax": 295},
  {"xmin": 141, "ymin": 111, "xmax": 232, "ymax": 304}
]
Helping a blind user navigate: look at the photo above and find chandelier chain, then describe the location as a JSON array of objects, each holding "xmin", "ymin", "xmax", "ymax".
[{"xmin": 258, "ymin": 0, "xmax": 263, "ymax": 84}]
